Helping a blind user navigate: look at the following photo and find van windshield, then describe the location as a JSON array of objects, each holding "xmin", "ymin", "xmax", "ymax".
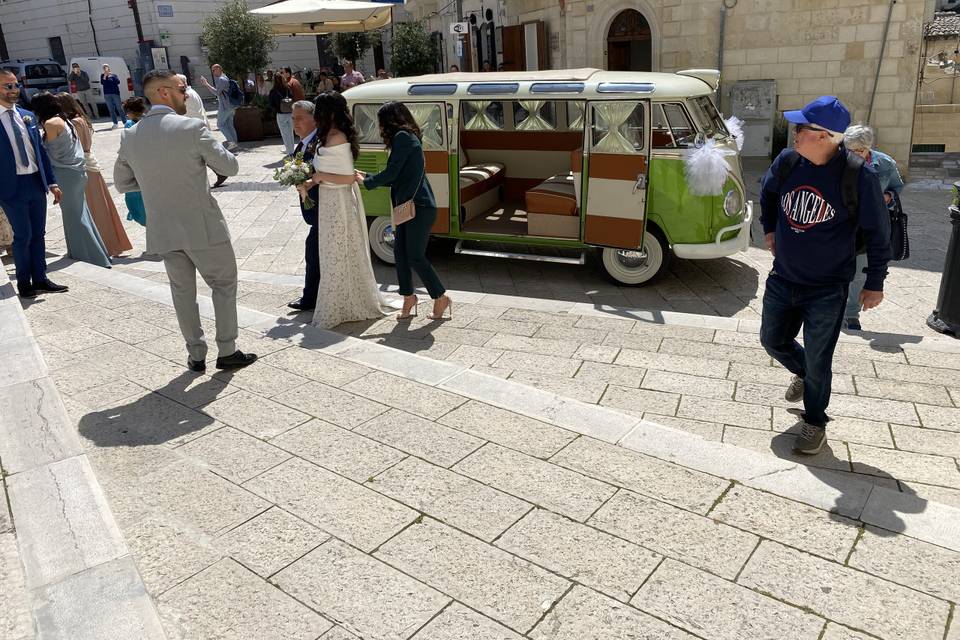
[
  {"xmin": 689, "ymin": 96, "xmax": 727, "ymax": 138},
  {"xmin": 25, "ymin": 64, "xmax": 64, "ymax": 79}
]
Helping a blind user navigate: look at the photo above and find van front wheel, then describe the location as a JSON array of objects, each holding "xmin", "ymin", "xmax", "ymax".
[
  {"xmin": 600, "ymin": 230, "xmax": 669, "ymax": 286},
  {"xmin": 368, "ymin": 216, "xmax": 396, "ymax": 264}
]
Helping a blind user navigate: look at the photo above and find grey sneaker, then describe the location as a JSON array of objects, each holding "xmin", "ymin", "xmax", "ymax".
[
  {"xmin": 793, "ymin": 422, "xmax": 826, "ymax": 455},
  {"xmin": 785, "ymin": 375, "xmax": 804, "ymax": 403}
]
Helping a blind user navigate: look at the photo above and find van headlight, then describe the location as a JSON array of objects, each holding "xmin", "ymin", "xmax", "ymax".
[{"xmin": 723, "ymin": 189, "xmax": 743, "ymax": 217}]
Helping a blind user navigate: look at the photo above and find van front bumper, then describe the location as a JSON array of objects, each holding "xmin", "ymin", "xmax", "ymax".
[{"xmin": 671, "ymin": 200, "xmax": 753, "ymax": 260}]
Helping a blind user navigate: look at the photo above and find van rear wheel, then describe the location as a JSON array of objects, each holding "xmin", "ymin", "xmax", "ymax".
[
  {"xmin": 368, "ymin": 216, "xmax": 396, "ymax": 264},
  {"xmin": 600, "ymin": 229, "xmax": 669, "ymax": 286}
]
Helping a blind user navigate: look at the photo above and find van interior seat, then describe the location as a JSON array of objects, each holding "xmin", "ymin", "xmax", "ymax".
[
  {"xmin": 525, "ymin": 172, "xmax": 578, "ymax": 216},
  {"xmin": 459, "ymin": 162, "xmax": 505, "ymax": 202}
]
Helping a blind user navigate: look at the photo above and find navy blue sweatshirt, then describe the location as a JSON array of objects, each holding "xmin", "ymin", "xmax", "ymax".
[{"xmin": 760, "ymin": 148, "xmax": 890, "ymax": 292}]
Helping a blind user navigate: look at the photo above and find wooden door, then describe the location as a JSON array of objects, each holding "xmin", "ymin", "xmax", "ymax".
[{"xmin": 501, "ymin": 25, "xmax": 525, "ymax": 71}]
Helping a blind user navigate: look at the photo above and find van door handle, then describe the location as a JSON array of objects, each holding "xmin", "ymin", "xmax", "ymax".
[{"xmin": 633, "ymin": 173, "xmax": 646, "ymax": 194}]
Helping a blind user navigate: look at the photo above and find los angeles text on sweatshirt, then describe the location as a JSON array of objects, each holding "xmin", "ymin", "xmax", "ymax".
[{"xmin": 760, "ymin": 147, "xmax": 891, "ymax": 292}]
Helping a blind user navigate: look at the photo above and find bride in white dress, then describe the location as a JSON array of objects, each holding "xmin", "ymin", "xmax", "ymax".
[{"xmin": 297, "ymin": 92, "xmax": 391, "ymax": 329}]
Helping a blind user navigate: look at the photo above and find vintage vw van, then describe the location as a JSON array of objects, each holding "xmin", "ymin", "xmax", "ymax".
[{"xmin": 344, "ymin": 68, "xmax": 752, "ymax": 285}]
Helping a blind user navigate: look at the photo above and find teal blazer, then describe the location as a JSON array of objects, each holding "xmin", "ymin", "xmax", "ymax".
[{"xmin": 363, "ymin": 130, "xmax": 436, "ymax": 210}]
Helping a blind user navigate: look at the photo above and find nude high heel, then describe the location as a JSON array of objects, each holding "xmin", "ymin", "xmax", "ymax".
[
  {"xmin": 428, "ymin": 294, "xmax": 453, "ymax": 320},
  {"xmin": 397, "ymin": 295, "xmax": 418, "ymax": 321}
]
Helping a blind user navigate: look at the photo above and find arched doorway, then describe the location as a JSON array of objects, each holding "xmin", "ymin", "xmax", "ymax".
[{"xmin": 607, "ymin": 9, "xmax": 652, "ymax": 72}]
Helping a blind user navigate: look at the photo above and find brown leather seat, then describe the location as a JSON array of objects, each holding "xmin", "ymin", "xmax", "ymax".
[{"xmin": 525, "ymin": 173, "xmax": 577, "ymax": 216}]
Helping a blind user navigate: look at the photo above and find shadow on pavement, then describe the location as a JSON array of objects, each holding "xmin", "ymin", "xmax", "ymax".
[{"xmin": 77, "ymin": 372, "xmax": 219, "ymax": 447}]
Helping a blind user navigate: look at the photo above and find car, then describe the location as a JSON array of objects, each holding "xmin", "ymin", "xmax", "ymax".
[
  {"xmin": 0, "ymin": 58, "xmax": 68, "ymax": 101},
  {"xmin": 347, "ymin": 68, "xmax": 752, "ymax": 285}
]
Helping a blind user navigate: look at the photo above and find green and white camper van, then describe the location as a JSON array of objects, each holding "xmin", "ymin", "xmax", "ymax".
[{"xmin": 345, "ymin": 67, "xmax": 752, "ymax": 285}]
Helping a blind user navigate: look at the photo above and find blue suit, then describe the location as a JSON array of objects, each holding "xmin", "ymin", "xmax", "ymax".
[
  {"xmin": 0, "ymin": 106, "xmax": 57, "ymax": 290},
  {"xmin": 293, "ymin": 132, "xmax": 320, "ymax": 306}
]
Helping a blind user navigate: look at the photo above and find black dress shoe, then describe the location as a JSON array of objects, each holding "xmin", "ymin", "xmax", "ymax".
[
  {"xmin": 34, "ymin": 280, "xmax": 69, "ymax": 293},
  {"xmin": 287, "ymin": 299, "xmax": 315, "ymax": 311},
  {"xmin": 18, "ymin": 287, "xmax": 37, "ymax": 299},
  {"xmin": 215, "ymin": 350, "xmax": 258, "ymax": 370},
  {"xmin": 212, "ymin": 174, "xmax": 228, "ymax": 188},
  {"xmin": 187, "ymin": 358, "xmax": 206, "ymax": 372}
]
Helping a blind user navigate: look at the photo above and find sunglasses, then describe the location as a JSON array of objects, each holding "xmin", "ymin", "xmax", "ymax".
[
  {"xmin": 1, "ymin": 82, "xmax": 18, "ymax": 90},
  {"xmin": 796, "ymin": 124, "xmax": 828, "ymax": 134}
]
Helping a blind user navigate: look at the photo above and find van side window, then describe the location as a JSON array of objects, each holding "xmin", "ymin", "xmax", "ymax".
[
  {"xmin": 591, "ymin": 102, "xmax": 644, "ymax": 153},
  {"xmin": 407, "ymin": 104, "xmax": 445, "ymax": 150},
  {"xmin": 513, "ymin": 101, "xmax": 556, "ymax": 131},
  {"xmin": 567, "ymin": 101, "xmax": 585, "ymax": 130},
  {"xmin": 462, "ymin": 101, "xmax": 504, "ymax": 130},
  {"xmin": 652, "ymin": 103, "xmax": 696, "ymax": 148},
  {"xmin": 354, "ymin": 104, "xmax": 382, "ymax": 144}
]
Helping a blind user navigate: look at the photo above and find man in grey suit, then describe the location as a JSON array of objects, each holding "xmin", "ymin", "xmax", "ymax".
[{"xmin": 114, "ymin": 70, "xmax": 256, "ymax": 372}]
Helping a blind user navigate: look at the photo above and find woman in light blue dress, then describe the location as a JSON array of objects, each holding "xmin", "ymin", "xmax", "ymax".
[{"xmin": 31, "ymin": 92, "xmax": 111, "ymax": 268}]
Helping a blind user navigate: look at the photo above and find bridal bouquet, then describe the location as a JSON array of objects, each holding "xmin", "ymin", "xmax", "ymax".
[{"xmin": 273, "ymin": 153, "xmax": 315, "ymax": 210}]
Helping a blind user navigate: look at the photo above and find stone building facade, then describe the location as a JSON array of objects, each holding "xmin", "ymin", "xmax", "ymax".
[
  {"xmin": 913, "ymin": 11, "xmax": 960, "ymax": 154},
  {"xmin": 406, "ymin": 0, "xmax": 936, "ymax": 170}
]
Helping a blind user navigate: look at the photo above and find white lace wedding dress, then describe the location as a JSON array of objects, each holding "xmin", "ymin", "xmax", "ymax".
[{"xmin": 310, "ymin": 143, "xmax": 392, "ymax": 329}]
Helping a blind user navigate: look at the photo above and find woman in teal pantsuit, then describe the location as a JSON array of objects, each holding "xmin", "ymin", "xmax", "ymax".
[{"xmin": 357, "ymin": 101, "xmax": 451, "ymax": 321}]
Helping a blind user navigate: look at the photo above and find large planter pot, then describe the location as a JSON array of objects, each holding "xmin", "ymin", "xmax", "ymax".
[
  {"xmin": 262, "ymin": 113, "xmax": 280, "ymax": 138},
  {"xmin": 234, "ymin": 106, "xmax": 263, "ymax": 142}
]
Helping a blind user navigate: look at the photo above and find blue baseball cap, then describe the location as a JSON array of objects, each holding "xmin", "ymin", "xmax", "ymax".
[{"xmin": 784, "ymin": 96, "xmax": 851, "ymax": 135}]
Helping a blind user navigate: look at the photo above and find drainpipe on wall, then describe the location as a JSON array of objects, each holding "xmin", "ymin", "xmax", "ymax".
[
  {"xmin": 718, "ymin": 0, "xmax": 736, "ymax": 105},
  {"xmin": 867, "ymin": 0, "xmax": 896, "ymax": 124}
]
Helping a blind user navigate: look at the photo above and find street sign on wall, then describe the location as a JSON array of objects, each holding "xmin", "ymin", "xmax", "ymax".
[
  {"xmin": 450, "ymin": 22, "xmax": 469, "ymax": 35},
  {"xmin": 157, "ymin": 4, "xmax": 173, "ymax": 17}
]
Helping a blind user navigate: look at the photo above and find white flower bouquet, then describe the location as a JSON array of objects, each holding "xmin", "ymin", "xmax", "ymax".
[{"xmin": 273, "ymin": 153, "xmax": 315, "ymax": 210}]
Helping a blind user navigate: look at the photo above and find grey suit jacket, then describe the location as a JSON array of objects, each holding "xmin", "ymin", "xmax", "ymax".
[{"xmin": 113, "ymin": 107, "xmax": 239, "ymax": 255}]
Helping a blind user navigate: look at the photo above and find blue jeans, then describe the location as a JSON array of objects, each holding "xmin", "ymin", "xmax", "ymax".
[
  {"xmin": 217, "ymin": 107, "xmax": 237, "ymax": 144},
  {"xmin": 760, "ymin": 272, "xmax": 847, "ymax": 427},
  {"xmin": 276, "ymin": 113, "xmax": 295, "ymax": 155},
  {"xmin": 844, "ymin": 253, "xmax": 868, "ymax": 321},
  {"xmin": 104, "ymin": 93, "xmax": 123, "ymax": 125}
]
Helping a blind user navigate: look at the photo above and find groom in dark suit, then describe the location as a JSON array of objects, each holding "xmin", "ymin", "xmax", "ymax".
[
  {"xmin": 287, "ymin": 100, "xmax": 321, "ymax": 311},
  {"xmin": 0, "ymin": 69, "xmax": 68, "ymax": 298}
]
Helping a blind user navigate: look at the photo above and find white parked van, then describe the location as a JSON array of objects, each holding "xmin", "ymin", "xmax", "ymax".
[{"xmin": 69, "ymin": 56, "xmax": 134, "ymax": 110}]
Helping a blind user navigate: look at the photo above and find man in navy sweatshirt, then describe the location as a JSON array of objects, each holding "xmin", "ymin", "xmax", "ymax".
[{"xmin": 759, "ymin": 96, "xmax": 890, "ymax": 455}]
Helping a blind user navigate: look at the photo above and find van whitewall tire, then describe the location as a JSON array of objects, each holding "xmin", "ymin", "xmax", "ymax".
[
  {"xmin": 368, "ymin": 216, "xmax": 396, "ymax": 264},
  {"xmin": 600, "ymin": 229, "xmax": 670, "ymax": 286}
]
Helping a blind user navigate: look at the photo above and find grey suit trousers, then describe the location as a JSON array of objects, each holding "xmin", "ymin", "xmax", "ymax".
[{"xmin": 161, "ymin": 242, "xmax": 238, "ymax": 361}]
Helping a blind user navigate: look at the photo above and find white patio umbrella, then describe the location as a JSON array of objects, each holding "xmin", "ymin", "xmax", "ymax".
[{"xmin": 250, "ymin": 0, "xmax": 392, "ymax": 35}]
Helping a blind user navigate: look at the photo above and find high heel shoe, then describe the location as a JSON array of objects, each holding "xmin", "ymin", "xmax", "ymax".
[
  {"xmin": 397, "ymin": 295, "xmax": 418, "ymax": 321},
  {"xmin": 427, "ymin": 294, "xmax": 453, "ymax": 320}
]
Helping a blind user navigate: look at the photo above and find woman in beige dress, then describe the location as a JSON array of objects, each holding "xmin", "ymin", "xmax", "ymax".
[{"xmin": 57, "ymin": 93, "xmax": 132, "ymax": 257}]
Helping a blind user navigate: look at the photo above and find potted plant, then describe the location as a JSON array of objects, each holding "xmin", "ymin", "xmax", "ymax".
[
  {"xmin": 251, "ymin": 93, "xmax": 280, "ymax": 137},
  {"xmin": 391, "ymin": 22, "xmax": 438, "ymax": 77},
  {"xmin": 201, "ymin": 0, "xmax": 275, "ymax": 141}
]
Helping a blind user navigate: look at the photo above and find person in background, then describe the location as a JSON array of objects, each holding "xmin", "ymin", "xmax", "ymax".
[
  {"xmin": 317, "ymin": 71, "xmax": 334, "ymax": 93},
  {"xmin": 841, "ymin": 124, "xmax": 903, "ymax": 331},
  {"xmin": 100, "ymin": 64, "xmax": 124, "ymax": 128},
  {"xmin": 122, "ymin": 96, "xmax": 147, "ymax": 227},
  {"xmin": 269, "ymin": 72, "xmax": 296, "ymax": 156},
  {"xmin": 179, "ymin": 74, "xmax": 226, "ymax": 189},
  {"xmin": 449, "ymin": 64, "xmax": 460, "ymax": 73},
  {"xmin": 0, "ymin": 69, "xmax": 68, "ymax": 298},
  {"xmin": 283, "ymin": 67, "xmax": 306, "ymax": 101},
  {"xmin": 331, "ymin": 76, "xmax": 342, "ymax": 93},
  {"xmin": 199, "ymin": 64, "xmax": 239, "ymax": 151},
  {"xmin": 68, "ymin": 63, "xmax": 96, "ymax": 119},
  {"xmin": 31, "ymin": 92, "xmax": 111, "ymax": 268},
  {"xmin": 256, "ymin": 72, "xmax": 270, "ymax": 97},
  {"xmin": 357, "ymin": 101, "xmax": 451, "ymax": 321},
  {"xmin": 340, "ymin": 61, "xmax": 365, "ymax": 90},
  {"xmin": 376, "ymin": 69, "xmax": 391, "ymax": 80},
  {"xmin": 57, "ymin": 92, "xmax": 132, "ymax": 257},
  {"xmin": 482, "ymin": 61, "xmax": 493, "ymax": 72}
]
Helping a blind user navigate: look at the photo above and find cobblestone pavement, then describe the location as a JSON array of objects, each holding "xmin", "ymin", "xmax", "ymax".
[{"xmin": 2, "ymin": 117, "xmax": 960, "ymax": 639}]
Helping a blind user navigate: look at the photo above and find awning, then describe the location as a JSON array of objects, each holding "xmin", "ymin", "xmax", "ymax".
[{"xmin": 249, "ymin": 0, "xmax": 392, "ymax": 35}]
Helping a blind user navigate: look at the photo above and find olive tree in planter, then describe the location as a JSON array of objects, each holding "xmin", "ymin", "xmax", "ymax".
[
  {"xmin": 391, "ymin": 22, "xmax": 437, "ymax": 77},
  {"xmin": 201, "ymin": 0, "xmax": 275, "ymax": 141},
  {"xmin": 333, "ymin": 32, "xmax": 374, "ymax": 70}
]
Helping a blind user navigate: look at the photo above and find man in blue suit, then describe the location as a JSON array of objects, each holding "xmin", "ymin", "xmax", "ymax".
[
  {"xmin": 287, "ymin": 100, "xmax": 320, "ymax": 311},
  {"xmin": 0, "ymin": 69, "xmax": 68, "ymax": 298}
]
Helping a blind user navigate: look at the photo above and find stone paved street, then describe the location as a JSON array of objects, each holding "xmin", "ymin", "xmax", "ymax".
[{"xmin": 2, "ymin": 119, "xmax": 960, "ymax": 639}]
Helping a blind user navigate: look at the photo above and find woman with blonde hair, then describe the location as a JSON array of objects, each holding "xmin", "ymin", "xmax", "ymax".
[{"xmin": 56, "ymin": 92, "xmax": 132, "ymax": 257}]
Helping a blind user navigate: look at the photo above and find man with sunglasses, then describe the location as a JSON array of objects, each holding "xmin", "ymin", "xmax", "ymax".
[
  {"xmin": 114, "ymin": 69, "xmax": 256, "ymax": 372},
  {"xmin": 0, "ymin": 68, "xmax": 68, "ymax": 298},
  {"xmin": 759, "ymin": 96, "xmax": 890, "ymax": 455}
]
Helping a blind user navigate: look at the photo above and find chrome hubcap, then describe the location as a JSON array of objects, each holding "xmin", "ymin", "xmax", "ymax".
[
  {"xmin": 616, "ymin": 249, "xmax": 648, "ymax": 270},
  {"xmin": 381, "ymin": 224, "xmax": 395, "ymax": 250}
]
